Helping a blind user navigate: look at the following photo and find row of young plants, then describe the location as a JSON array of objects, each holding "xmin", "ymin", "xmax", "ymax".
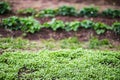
[
  {"xmin": 34, "ymin": 6, "xmax": 120, "ymax": 18},
  {"xmin": 0, "ymin": 1, "xmax": 120, "ymax": 18},
  {"xmin": 1, "ymin": 16, "xmax": 120, "ymax": 35},
  {"xmin": 18, "ymin": 6, "xmax": 120, "ymax": 18}
]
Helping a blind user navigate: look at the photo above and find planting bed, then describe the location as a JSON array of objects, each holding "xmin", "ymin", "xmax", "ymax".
[{"xmin": 0, "ymin": 16, "xmax": 120, "ymax": 42}]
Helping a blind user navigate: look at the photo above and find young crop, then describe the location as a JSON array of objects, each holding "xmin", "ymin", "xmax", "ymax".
[
  {"xmin": 2, "ymin": 16, "xmax": 21, "ymax": 30},
  {"xmin": 79, "ymin": 6, "xmax": 99, "ymax": 17},
  {"xmin": 0, "ymin": 1, "xmax": 11, "ymax": 14},
  {"xmin": 44, "ymin": 18, "xmax": 65, "ymax": 31},
  {"xmin": 93, "ymin": 22, "xmax": 111, "ymax": 35},
  {"xmin": 65, "ymin": 21, "xmax": 80, "ymax": 31},
  {"xmin": 17, "ymin": 8, "xmax": 36, "ymax": 15},
  {"xmin": 112, "ymin": 22, "xmax": 120, "ymax": 34},
  {"xmin": 57, "ymin": 6, "xmax": 77, "ymax": 16},
  {"xmin": 102, "ymin": 9, "xmax": 120, "ymax": 18},
  {"xmin": 2, "ymin": 16, "xmax": 42, "ymax": 33},
  {"xmin": 35, "ymin": 9, "xmax": 57, "ymax": 18},
  {"xmin": 81, "ymin": 20, "xmax": 94, "ymax": 29},
  {"xmin": 20, "ymin": 17, "xmax": 42, "ymax": 33}
]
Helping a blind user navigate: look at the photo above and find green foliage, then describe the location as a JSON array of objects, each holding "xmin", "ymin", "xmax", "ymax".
[
  {"xmin": 1, "ymin": 15, "xmax": 118, "ymax": 34},
  {"xmin": 60, "ymin": 37, "xmax": 81, "ymax": 49},
  {"xmin": 81, "ymin": 20, "xmax": 94, "ymax": 29},
  {"xmin": 79, "ymin": 6, "xmax": 99, "ymax": 17},
  {"xmin": 2, "ymin": 16, "xmax": 42, "ymax": 33},
  {"xmin": 112, "ymin": 22, "xmax": 120, "ymax": 34},
  {"xmin": 17, "ymin": 8, "xmax": 36, "ymax": 15},
  {"xmin": 40, "ymin": 37, "xmax": 81, "ymax": 50},
  {"xmin": 0, "ymin": 37, "xmax": 29, "ymax": 49},
  {"xmin": 65, "ymin": 21, "xmax": 80, "ymax": 31},
  {"xmin": 102, "ymin": 9, "xmax": 120, "ymax": 18},
  {"xmin": 89, "ymin": 37, "xmax": 110, "ymax": 49},
  {"xmin": 20, "ymin": 17, "xmax": 42, "ymax": 33},
  {"xmin": 93, "ymin": 22, "xmax": 111, "ymax": 34},
  {"xmin": 44, "ymin": 18, "xmax": 65, "ymax": 31},
  {"xmin": 2, "ymin": 16, "xmax": 21, "ymax": 30},
  {"xmin": 58, "ymin": 6, "xmax": 77, "ymax": 16},
  {"xmin": 0, "ymin": 1, "xmax": 11, "ymax": 14},
  {"xmin": 35, "ymin": 9, "xmax": 57, "ymax": 18},
  {"xmin": 0, "ymin": 49, "xmax": 120, "ymax": 80}
]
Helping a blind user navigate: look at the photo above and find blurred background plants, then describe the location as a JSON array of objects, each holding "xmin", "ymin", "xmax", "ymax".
[{"xmin": 0, "ymin": 1, "xmax": 11, "ymax": 14}]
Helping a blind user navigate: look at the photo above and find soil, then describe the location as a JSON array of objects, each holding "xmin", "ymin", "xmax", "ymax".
[
  {"xmin": 0, "ymin": 26, "xmax": 120, "ymax": 41},
  {"xmin": 9, "ymin": 0, "xmax": 120, "ymax": 12}
]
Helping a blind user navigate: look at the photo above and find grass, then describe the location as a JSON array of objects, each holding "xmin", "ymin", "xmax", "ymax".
[
  {"xmin": 0, "ymin": 37, "xmax": 31, "ymax": 49},
  {"xmin": 0, "ymin": 49, "xmax": 120, "ymax": 80},
  {"xmin": 0, "ymin": 37, "xmax": 120, "ymax": 80},
  {"xmin": 0, "ymin": 37, "xmax": 118, "ymax": 52}
]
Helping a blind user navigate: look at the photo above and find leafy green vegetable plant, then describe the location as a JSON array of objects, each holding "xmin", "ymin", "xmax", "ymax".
[
  {"xmin": 57, "ymin": 6, "xmax": 77, "ymax": 16},
  {"xmin": 79, "ymin": 6, "xmax": 99, "ymax": 17},
  {"xmin": 17, "ymin": 8, "xmax": 36, "ymax": 15},
  {"xmin": 44, "ymin": 18, "xmax": 65, "ymax": 31},
  {"xmin": 2, "ymin": 16, "xmax": 21, "ymax": 30},
  {"xmin": 102, "ymin": 9, "xmax": 120, "ymax": 18},
  {"xmin": 81, "ymin": 20, "xmax": 94, "ymax": 29},
  {"xmin": 2, "ymin": 16, "xmax": 42, "ymax": 33},
  {"xmin": 112, "ymin": 22, "xmax": 120, "ymax": 34},
  {"xmin": 35, "ymin": 9, "xmax": 57, "ymax": 18},
  {"xmin": 93, "ymin": 22, "xmax": 111, "ymax": 34},
  {"xmin": 20, "ymin": 17, "xmax": 42, "ymax": 33},
  {"xmin": 0, "ymin": 1, "xmax": 11, "ymax": 14},
  {"xmin": 65, "ymin": 21, "xmax": 80, "ymax": 31}
]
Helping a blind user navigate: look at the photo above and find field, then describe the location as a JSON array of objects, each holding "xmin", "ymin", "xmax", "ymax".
[{"xmin": 0, "ymin": 0, "xmax": 120, "ymax": 80}]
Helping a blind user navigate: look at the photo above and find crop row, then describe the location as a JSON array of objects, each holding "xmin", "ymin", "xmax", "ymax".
[
  {"xmin": 1, "ymin": 16, "xmax": 120, "ymax": 35},
  {"xmin": 0, "ymin": 1, "xmax": 120, "ymax": 18}
]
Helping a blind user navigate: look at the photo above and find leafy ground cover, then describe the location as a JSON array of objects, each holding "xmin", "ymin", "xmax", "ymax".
[
  {"xmin": 0, "ymin": 26, "xmax": 120, "ymax": 80},
  {"xmin": 0, "ymin": 48, "xmax": 120, "ymax": 80}
]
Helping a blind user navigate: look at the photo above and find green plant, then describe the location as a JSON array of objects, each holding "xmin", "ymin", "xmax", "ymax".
[
  {"xmin": 17, "ymin": 8, "xmax": 36, "ymax": 15},
  {"xmin": 89, "ymin": 37, "xmax": 110, "ymax": 49},
  {"xmin": 60, "ymin": 37, "xmax": 81, "ymax": 49},
  {"xmin": 35, "ymin": 9, "xmax": 57, "ymax": 18},
  {"xmin": 0, "ymin": 48, "xmax": 120, "ymax": 80},
  {"xmin": 65, "ymin": 21, "xmax": 80, "ymax": 31},
  {"xmin": 0, "ymin": 1, "xmax": 11, "ymax": 14},
  {"xmin": 20, "ymin": 17, "xmax": 42, "ymax": 33},
  {"xmin": 2, "ymin": 16, "xmax": 21, "ymax": 30},
  {"xmin": 79, "ymin": 6, "xmax": 99, "ymax": 17},
  {"xmin": 102, "ymin": 9, "xmax": 120, "ymax": 18},
  {"xmin": 112, "ymin": 22, "xmax": 120, "ymax": 34},
  {"xmin": 57, "ymin": 6, "xmax": 77, "ymax": 16},
  {"xmin": 44, "ymin": 18, "xmax": 65, "ymax": 31},
  {"xmin": 81, "ymin": 20, "xmax": 94, "ymax": 29},
  {"xmin": 0, "ymin": 37, "xmax": 29, "ymax": 49},
  {"xmin": 93, "ymin": 22, "xmax": 111, "ymax": 34},
  {"xmin": 2, "ymin": 16, "xmax": 42, "ymax": 33}
]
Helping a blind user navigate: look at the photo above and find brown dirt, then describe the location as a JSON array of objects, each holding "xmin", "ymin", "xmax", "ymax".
[
  {"xmin": 0, "ymin": 27, "xmax": 120, "ymax": 42},
  {"xmin": 9, "ymin": 0, "xmax": 120, "ymax": 12}
]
